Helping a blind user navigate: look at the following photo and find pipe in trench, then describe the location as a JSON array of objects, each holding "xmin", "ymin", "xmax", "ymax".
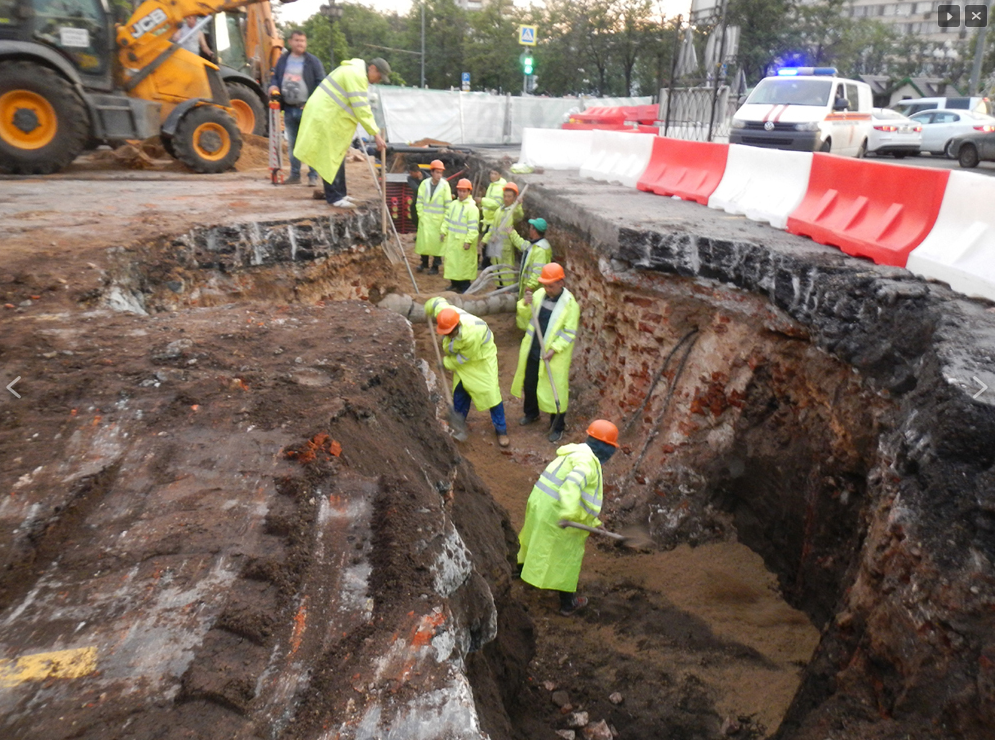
[{"xmin": 377, "ymin": 292, "xmax": 518, "ymax": 322}]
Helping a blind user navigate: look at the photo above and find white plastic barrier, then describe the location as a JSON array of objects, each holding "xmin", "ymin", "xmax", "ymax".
[
  {"xmin": 579, "ymin": 129, "xmax": 655, "ymax": 188},
  {"xmin": 517, "ymin": 128, "xmax": 594, "ymax": 170},
  {"xmin": 707, "ymin": 145, "xmax": 813, "ymax": 229},
  {"xmin": 907, "ymin": 171, "xmax": 995, "ymax": 303}
]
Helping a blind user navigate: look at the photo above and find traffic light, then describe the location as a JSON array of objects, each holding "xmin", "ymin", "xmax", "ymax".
[{"xmin": 520, "ymin": 51, "xmax": 534, "ymax": 75}]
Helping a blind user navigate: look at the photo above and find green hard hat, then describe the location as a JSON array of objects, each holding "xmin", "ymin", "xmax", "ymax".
[{"xmin": 529, "ymin": 217, "xmax": 548, "ymax": 232}]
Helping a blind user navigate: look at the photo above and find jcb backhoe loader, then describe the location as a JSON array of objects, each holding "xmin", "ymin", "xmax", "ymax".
[{"xmin": 0, "ymin": 0, "xmax": 295, "ymax": 175}]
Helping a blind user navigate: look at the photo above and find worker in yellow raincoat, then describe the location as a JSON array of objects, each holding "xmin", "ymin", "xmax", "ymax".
[
  {"xmin": 294, "ymin": 57, "xmax": 390, "ymax": 208},
  {"xmin": 436, "ymin": 307, "xmax": 508, "ymax": 447},
  {"xmin": 440, "ymin": 178, "xmax": 480, "ymax": 293},
  {"xmin": 511, "ymin": 263, "xmax": 579, "ymax": 443},
  {"xmin": 507, "ymin": 217, "xmax": 552, "ymax": 329},
  {"xmin": 477, "ymin": 167, "xmax": 507, "ymax": 240},
  {"xmin": 480, "ymin": 182, "xmax": 524, "ymax": 281},
  {"xmin": 415, "ymin": 159, "xmax": 451, "ymax": 274},
  {"xmin": 516, "ymin": 420, "xmax": 619, "ymax": 616}
]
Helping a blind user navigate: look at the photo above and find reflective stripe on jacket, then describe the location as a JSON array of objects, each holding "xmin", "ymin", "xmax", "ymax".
[
  {"xmin": 440, "ymin": 197, "xmax": 480, "ymax": 282},
  {"xmin": 479, "ymin": 177, "xmax": 507, "ymax": 225},
  {"xmin": 511, "ymin": 236, "xmax": 552, "ymax": 329},
  {"xmin": 440, "ymin": 315, "xmax": 502, "ymax": 410},
  {"xmin": 511, "ymin": 288, "xmax": 580, "ymax": 413},
  {"xmin": 293, "ymin": 59, "xmax": 379, "ymax": 184},
  {"xmin": 415, "ymin": 178, "xmax": 452, "ymax": 257},
  {"xmin": 517, "ymin": 443, "xmax": 603, "ymax": 592}
]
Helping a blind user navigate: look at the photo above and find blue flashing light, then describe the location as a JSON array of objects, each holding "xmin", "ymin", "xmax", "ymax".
[{"xmin": 776, "ymin": 66, "xmax": 838, "ymax": 77}]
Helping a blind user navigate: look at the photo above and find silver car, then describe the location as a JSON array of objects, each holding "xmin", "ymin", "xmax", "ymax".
[
  {"xmin": 908, "ymin": 109, "xmax": 995, "ymax": 157},
  {"xmin": 868, "ymin": 108, "xmax": 921, "ymax": 158}
]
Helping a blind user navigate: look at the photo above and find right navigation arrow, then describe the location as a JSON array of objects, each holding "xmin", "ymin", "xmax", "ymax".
[{"xmin": 974, "ymin": 376, "xmax": 989, "ymax": 400}]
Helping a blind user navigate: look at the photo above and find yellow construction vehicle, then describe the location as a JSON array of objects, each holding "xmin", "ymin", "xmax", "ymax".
[{"xmin": 0, "ymin": 0, "xmax": 295, "ymax": 175}]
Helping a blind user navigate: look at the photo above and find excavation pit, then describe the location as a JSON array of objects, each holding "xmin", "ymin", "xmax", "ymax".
[{"xmin": 2, "ymin": 154, "xmax": 994, "ymax": 740}]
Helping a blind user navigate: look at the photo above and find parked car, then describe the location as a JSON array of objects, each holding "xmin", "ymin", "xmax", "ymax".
[
  {"xmin": 908, "ymin": 109, "xmax": 995, "ymax": 156},
  {"xmin": 948, "ymin": 129, "xmax": 995, "ymax": 168},
  {"xmin": 894, "ymin": 96, "xmax": 991, "ymax": 117},
  {"xmin": 867, "ymin": 108, "xmax": 921, "ymax": 158}
]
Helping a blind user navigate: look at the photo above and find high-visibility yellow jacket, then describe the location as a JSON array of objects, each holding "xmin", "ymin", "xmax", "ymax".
[
  {"xmin": 294, "ymin": 59, "xmax": 379, "ymax": 184},
  {"xmin": 481, "ymin": 202, "xmax": 524, "ymax": 261},
  {"xmin": 517, "ymin": 443, "xmax": 604, "ymax": 592},
  {"xmin": 508, "ymin": 235, "xmax": 552, "ymax": 329},
  {"xmin": 441, "ymin": 315, "xmax": 502, "ymax": 410},
  {"xmin": 511, "ymin": 288, "xmax": 579, "ymax": 413},
  {"xmin": 440, "ymin": 196, "xmax": 480, "ymax": 282},
  {"xmin": 415, "ymin": 178, "xmax": 452, "ymax": 257},
  {"xmin": 424, "ymin": 296, "xmax": 464, "ymax": 322},
  {"xmin": 479, "ymin": 177, "xmax": 507, "ymax": 227}
]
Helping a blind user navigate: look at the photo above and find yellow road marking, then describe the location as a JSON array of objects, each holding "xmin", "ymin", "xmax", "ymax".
[{"xmin": 0, "ymin": 647, "xmax": 97, "ymax": 687}]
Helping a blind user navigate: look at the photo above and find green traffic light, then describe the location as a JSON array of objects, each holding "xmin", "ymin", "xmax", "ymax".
[{"xmin": 523, "ymin": 53, "xmax": 534, "ymax": 75}]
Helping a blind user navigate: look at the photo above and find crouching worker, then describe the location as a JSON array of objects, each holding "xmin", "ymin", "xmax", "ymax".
[
  {"xmin": 436, "ymin": 307, "xmax": 509, "ymax": 447},
  {"xmin": 516, "ymin": 420, "xmax": 619, "ymax": 616}
]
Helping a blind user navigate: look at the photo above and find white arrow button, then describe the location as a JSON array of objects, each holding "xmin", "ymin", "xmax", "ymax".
[
  {"xmin": 974, "ymin": 376, "xmax": 989, "ymax": 400},
  {"xmin": 6, "ymin": 377, "xmax": 20, "ymax": 398}
]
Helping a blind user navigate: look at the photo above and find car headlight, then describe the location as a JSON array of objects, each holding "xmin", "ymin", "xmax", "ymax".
[
  {"xmin": 730, "ymin": 119, "xmax": 746, "ymax": 129},
  {"xmin": 794, "ymin": 122, "xmax": 820, "ymax": 131}
]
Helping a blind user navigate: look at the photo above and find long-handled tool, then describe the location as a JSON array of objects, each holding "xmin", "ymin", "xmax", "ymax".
[
  {"xmin": 528, "ymin": 304, "xmax": 561, "ymax": 415},
  {"xmin": 430, "ymin": 331, "xmax": 470, "ymax": 442},
  {"xmin": 359, "ymin": 145, "xmax": 421, "ymax": 294},
  {"xmin": 267, "ymin": 91, "xmax": 284, "ymax": 185},
  {"xmin": 558, "ymin": 520, "xmax": 653, "ymax": 549}
]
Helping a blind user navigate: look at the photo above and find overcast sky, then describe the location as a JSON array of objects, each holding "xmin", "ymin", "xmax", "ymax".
[{"xmin": 275, "ymin": 0, "xmax": 694, "ymax": 27}]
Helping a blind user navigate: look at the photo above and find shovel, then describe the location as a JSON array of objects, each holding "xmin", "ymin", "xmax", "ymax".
[
  {"xmin": 429, "ymin": 328, "xmax": 470, "ymax": 441},
  {"xmin": 558, "ymin": 519, "xmax": 654, "ymax": 549}
]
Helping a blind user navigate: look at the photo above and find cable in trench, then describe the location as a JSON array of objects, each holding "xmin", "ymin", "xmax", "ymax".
[{"xmin": 619, "ymin": 330, "xmax": 700, "ymax": 496}]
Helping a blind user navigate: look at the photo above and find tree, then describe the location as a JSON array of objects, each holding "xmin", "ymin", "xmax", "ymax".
[
  {"xmin": 462, "ymin": 0, "xmax": 522, "ymax": 92},
  {"xmin": 727, "ymin": 0, "xmax": 796, "ymax": 83},
  {"xmin": 614, "ymin": 0, "xmax": 655, "ymax": 95}
]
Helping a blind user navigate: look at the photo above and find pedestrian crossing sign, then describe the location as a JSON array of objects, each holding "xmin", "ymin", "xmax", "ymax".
[{"xmin": 518, "ymin": 25, "xmax": 537, "ymax": 46}]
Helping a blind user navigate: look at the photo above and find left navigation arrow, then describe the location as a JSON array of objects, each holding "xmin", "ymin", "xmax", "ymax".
[{"xmin": 6, "ymin": 376, "xmax": 21, "ymax": 398}]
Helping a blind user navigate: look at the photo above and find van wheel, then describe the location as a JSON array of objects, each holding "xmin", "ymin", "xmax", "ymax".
[
  {"xmin": 856, "ymin": 140, "xmax": 867, "ymax": 159},
  {"xmin": 819, "ymin": 139, "xmax": 831, "ymax": 153},
  {"xmin": 958, "ymin": 143, "xmax": 979, "ymax": 169}
]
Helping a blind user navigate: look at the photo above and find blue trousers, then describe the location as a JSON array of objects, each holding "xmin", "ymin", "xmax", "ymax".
[
  {"xmin": 282, "ymin": 106, "xmax": 316, "ymax": 182},
  {"xmin": 322, "ymin": 159, "xmax": 348, "ymax": 204},
  {"xmin": 453, "ymin": 381, "xmax": 506, "ymax": 434}
]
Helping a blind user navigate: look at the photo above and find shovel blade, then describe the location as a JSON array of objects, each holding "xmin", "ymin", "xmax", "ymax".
[{"xmin": 448, "ymin": 410, "xmax": 470, "ymax": 441}]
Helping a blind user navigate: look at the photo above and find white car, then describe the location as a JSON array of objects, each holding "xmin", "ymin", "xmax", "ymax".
[
  {"xmin": 908, "ymin": 109, "xmax": 995, "ymax": 157},
  {"xmin": 868, "ymin": 108, "xmax": 921, "ymax": 158}
]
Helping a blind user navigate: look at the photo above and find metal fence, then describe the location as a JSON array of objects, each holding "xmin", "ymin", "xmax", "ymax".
[{"xmin": 657, "ymin": 86, "xmax": 734, "ymax": 142}]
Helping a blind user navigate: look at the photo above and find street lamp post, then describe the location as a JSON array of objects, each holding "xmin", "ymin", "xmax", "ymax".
[{"xmin": 319, "ymin": 3, "xmax": 344, "ymax": 68}]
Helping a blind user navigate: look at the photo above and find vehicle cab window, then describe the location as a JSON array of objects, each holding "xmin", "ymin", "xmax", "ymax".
[
  {"xmin": 934, "ymin": 112, "xmax": 958, "ymax": 123},
  {"xmin": 30, "ymin": 0, "xmax": 107, "ymax": 74},
  {"xmin": 911, "ymin": 112, "xmax": 934, "ymax": 124}
]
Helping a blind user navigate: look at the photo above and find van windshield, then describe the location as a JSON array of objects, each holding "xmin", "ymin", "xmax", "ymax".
[{"xmin": 745, "ymin": 78, "xmax": 834, "ymax": 106}]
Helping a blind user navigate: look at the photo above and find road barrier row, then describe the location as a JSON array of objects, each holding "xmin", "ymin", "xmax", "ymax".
[{"xmin": 519, "ymin": 128, "xmax": 994, "ymax": 304}]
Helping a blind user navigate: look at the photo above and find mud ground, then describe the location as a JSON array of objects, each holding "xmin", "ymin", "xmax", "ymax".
[{"xmin": 2, "ymin": 155, "xmax": 820, "ymax": 739}]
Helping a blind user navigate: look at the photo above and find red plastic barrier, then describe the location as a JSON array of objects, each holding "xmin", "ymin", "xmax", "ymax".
[
  {"xmin": 636, "ymin": 137, "xmax": 729, "ymax": 205},
  {"xmin": 785, "ymin": 154, "xmax": 949, "ymax": 267},
  {"xmin": 568, "ymin": 104, "xmax": 659, "ymax": 126},
  {"xmin": 561, "ymin": 122, "xmax": 634, "ymax": 131}
]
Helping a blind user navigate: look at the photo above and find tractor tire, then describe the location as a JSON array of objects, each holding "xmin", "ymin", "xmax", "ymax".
[
  {"xmin": 172, "ymin": 105, "xmax": 242, "ymax": 174},
  {"xmin": 0, "ymin": 60, "xmax": 90, "ymax": 175},
  {"xmin": 161, "ymin": 133, "xmax": 176, "ymax": 159},
  {"xmin": 226, "ymin": 81, "xmax": 267, "ymax": 136}
]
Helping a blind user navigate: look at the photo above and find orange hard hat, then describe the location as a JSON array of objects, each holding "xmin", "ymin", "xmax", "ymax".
[
  {"xmin": 436, "ymin": 307, "xmax": 460, "ymax": 335},
  {"xmin": 503, "ymin": 182, "xmax": 519, "ymax": 195},
  {"xmin": 456, "ymin": 178, "xmax": 472, "ymax": 190},
  {"xmin": 587, "ymin": 419, "xmax": 619, "ymax": 448},
  {"xmin": 430, "ymin": 159, "xmax": 445, "ymax": 170},
  {"xmin": 538, "ymin": 262, "xmax": 565, "ymax": 284}
]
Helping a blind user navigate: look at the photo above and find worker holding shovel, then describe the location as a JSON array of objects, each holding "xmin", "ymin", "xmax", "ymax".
[
  {"xmin": 516, "ymin": 420, "xmax": 619, "ymax": 616},
  {"xmin": 511, "ymin": 263, "xmax": 579, "ymax": 443}
]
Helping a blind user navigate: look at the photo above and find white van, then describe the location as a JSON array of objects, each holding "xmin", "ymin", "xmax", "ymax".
[
  {"xmin": 894, "ymin": 97, "xmax": 991, "ymax": 117},
  {"xmin": 729, "ymin": 68, "xmax": 874, "ymax": 157}
]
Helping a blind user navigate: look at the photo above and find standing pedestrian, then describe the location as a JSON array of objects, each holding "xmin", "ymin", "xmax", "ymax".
[
  {"xmin": 270, "ymin": 30, "xmax": 325, "ymax": 187},
  {"xmin": 511, "ymin": 263, "xmax": 579, "ymax": 443},
  {"xmin": 507, "ymin": 217, "xmax": 552, "ymax": 329},
  {"xmin": 294, "ymin": 57, "xmax": 390, "ymax": 209},
  {"xmin": 440, "ymin": 178, "xmax": 479, "ymax": 293},
  {"xmin": 415, "ymin": 160, "xmax": 451, "ymax": 274},
  {"xmin": 516, "ymin": 420, "xmax": 620, "ymax": 616},
  {"xmin": 477, "ymin": 168, "xmax": 507, "ymax": 240},
  {"xmin": 436, "ymin": 307, "xmax": 509, "ymax": 447}
]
